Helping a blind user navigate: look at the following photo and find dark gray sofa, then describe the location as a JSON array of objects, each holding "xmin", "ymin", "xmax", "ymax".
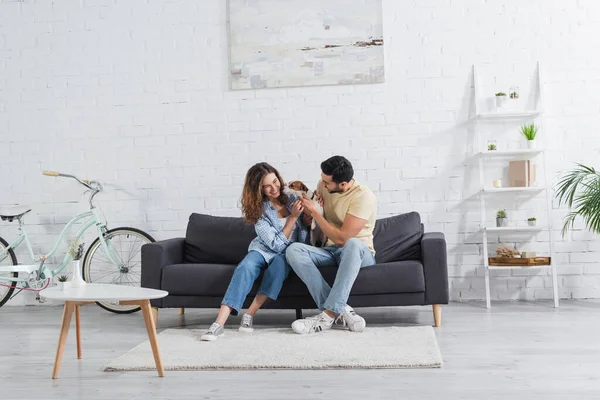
[{"xmin": 141, "ymin": 211, "xmax": 448, "ymax": 327}]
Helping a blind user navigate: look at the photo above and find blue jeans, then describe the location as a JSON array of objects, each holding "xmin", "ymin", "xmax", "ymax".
[
  {"xmin": 222, "ymin": 251, "xmax": 291, "ymax": 316},
  {"xmin": 285, "ymin": 238, "xmax": 376, "ymax": 314}
]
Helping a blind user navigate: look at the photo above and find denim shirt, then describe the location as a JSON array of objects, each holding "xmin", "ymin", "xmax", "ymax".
[{"xmin": 247, "ymin": 194, "xmax": 309, "ymax": 262}]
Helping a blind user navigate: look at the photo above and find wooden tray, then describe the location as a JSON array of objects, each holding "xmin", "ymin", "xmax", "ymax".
[{"xmin": 488, "ymin": 257, "xmax": 551, "ymax": 267}]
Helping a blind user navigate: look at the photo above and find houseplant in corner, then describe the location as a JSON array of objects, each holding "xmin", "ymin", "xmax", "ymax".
[
  {"xmin": 496, "ymin": 209, "xmax": 507, "ymax": 227},
  {"xmin": 521, "ymin": 123, "xmax": 538, "ymax": 149},
  {"xmin": 68, "ymin": 239, "xmax": 86, "ymax": 288},
  {"xmin": 527, "ymin": 217, "xmax": 537, "ymax": 227},
  {"xmin": 555, "ymin": 163, "xmax": 600, "ymax": 236}
]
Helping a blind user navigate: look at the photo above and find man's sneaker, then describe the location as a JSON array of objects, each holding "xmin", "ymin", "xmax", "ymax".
[
  {"xmin": 200, "ymin": 322, "xmax": 225, "ymax": 341},
  {"xmin": 336, "ymin": 305, "xmax": 366, "ymax": 332},
  {"xmin": 239, "ymin": 313, "xmax": 254, "ymax": 333},
  {"xmin": 291, "ymin": 311, "xmax": 334, "ymax": 334}
]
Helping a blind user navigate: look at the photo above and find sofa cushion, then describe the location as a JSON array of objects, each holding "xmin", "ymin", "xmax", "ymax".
[
  {"xmin": 162, "ymin": 261, "xmax": 425, "ymax": 297},
  {"xmin": 184, "ymin": 213, "xmax": 256, "ymax": 265},
  {"xmin": 373, "ymin": 212, "xmax": 423, "ymax": 263}
]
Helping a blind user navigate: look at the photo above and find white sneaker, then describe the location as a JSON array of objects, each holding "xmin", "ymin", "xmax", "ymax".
[
  {"xmin": 291, "ymin": 311, "xmax": 334, "ymax": 334},
  {"xmin": 200, "ymin": 322, "xmax": 225, "ymax": 341},
  {"xmin": 239, "ymin": 313, "xmax": 254, "ymax": 333},
  {"xmin": 336, "ymin": 305, "xmax": 366, "ymax": 332}
]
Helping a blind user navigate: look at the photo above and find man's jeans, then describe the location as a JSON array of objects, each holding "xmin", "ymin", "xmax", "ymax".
[
  {"xmin": 285, "ymin": 238, "xmax": 375, "ymax": 314},
  {"xmin": 222, "ymin": 251, "xmax": 291, "ymax": 316}
]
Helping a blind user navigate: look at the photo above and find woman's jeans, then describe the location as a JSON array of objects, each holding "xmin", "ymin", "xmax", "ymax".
[{"xmin": 221, "ymin": 251, "xmax": 291, "ymax": 316}]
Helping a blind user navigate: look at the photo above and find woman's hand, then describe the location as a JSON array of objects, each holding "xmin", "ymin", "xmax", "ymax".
[{"xmin": 290, "ymin": 200, "xmax": 304, "ymax": 219}]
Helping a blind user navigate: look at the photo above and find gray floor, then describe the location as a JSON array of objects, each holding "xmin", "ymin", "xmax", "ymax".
[{"xmin": 1, "ymin": 301, "xmax": 599, "ymax": 399}]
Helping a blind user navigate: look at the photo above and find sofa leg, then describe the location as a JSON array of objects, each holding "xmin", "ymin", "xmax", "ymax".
[
  {"xmin": 151, "ymin": 307, "xmax": 158, "ymax": 326},
  {"xmin": 295, "ymin": 309, "xmax": 303, "ymax": 320},
  {"xmin": 432, "ymin": 304, "xmax": 441, "ymax": 327},
  {"xmin": 179, "ymin": 308, "xmax": 185, "ymax": 315}
]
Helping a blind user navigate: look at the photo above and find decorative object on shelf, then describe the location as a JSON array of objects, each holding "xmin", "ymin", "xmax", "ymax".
[
  {"xmin": 521, "ymin": 251, "xmax": 537, "ymax": 258},
  {"xmin": 527, "ymin": 217, "xmax": 537, "ymax": 226},
  {"xmin": 520, "ymin": 123, "xmax": 538, "ymax": 149},
  {"xmin": 495, "ymin": 92, "xmax": 507, "ymax": 108},
  {"xmin": 509, "ymin": 160, "xmax": 536, "ymax": 187},
  {"xmin": 488, "ymin": 256, "xmax": 550, "ymax": 267},
  {"xmin": 68, "ymin": 238, "xmax": 86, "ymax": 288},
  {"xmin": 57, "ymin": 275, "xmax": 70, "ymax": 291},
  {"xmin": 510, "ymin": 86, "xmax": 520, "ymax": 99},
  {"xmin": 488, "ymin": 143, "xmax": 497, "ymax": 151},
  {"xmin": 555, "ymin": 163, "xmax": 600, "ymax": 236},
  {"xmin": 493, "ymin": 179, "xmax": 502, "ymax": 188},
  {"xmin": 496, "ymin": 209, "xmax": 507, "ymax": 227},
  {"xmin": 495, "ymin": 244, "xmax": 519, "ymax": 258}
]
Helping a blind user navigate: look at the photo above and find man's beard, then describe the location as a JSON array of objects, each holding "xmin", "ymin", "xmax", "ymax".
[{"xmin": 327, "ymin": 186, "xmax": 343, "ymax": 194}]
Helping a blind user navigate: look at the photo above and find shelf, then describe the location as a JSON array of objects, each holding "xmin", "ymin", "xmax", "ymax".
[
  {"xmin": 476, "ymin": 110, "xmax": 541, "ymax": 119},
  {"xmin": 482, "ymin": 186, "xmax": 545, "ymax": 193},
  {"xmin": 487, "ymin": 264, "xmax": 552, "ymax": 270},
  {"xmin": 484, "ymin": 226, "xmax": 545, "ymax": 232},
  {"xmin": 479, "ymin": 149, "xmax": 543, "ymax": 158}
]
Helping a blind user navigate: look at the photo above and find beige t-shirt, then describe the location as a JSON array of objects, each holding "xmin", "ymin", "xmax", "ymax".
[{"xmin": 317, "ymin": 180, "xmax": 377, "ymax": 253}]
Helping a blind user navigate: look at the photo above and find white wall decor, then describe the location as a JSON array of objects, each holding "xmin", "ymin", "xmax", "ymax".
[{"xmin": 228, "ymin": 0, "xmax": 385, "ymax": 89}]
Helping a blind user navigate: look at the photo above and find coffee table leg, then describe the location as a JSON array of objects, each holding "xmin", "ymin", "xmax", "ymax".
[
  {"xmin": 140, "ymin": 299, "xmax": 164, "ymax": 377},
  {"xmin": 75, "ymin": 305, "xmax": 82, "ymax": 359},
  {"xmin": 53, "ymin": 301, "xmax": 75, "ymax": 379}
]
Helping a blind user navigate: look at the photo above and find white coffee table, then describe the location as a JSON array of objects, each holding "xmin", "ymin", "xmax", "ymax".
[{"xmin": 41, "ymin": 283, "xmax": 168, "ymax": 379}]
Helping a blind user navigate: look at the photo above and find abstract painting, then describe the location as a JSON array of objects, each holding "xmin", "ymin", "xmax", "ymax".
[{"xmin": 228, "ymin": 0, "xmax": 385, "ymax": 90}]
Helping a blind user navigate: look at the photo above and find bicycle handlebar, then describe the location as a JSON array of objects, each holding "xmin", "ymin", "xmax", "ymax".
[{"xmin": 42, "ymin": 170, "xmax": 92, "ymax": 187}]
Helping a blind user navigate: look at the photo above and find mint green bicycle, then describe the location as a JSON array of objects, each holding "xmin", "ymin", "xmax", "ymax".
[{"xmin": 0, "ymin": 171, "xmax": 155, "ymax": 313}]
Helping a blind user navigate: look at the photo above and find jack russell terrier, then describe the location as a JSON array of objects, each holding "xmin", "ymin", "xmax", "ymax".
[{"xmin": 286, "ymin": 180, "xmax": 326, "ymax": 247}]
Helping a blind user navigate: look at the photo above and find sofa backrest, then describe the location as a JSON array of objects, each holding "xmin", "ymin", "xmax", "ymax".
[
  {"xmin": 184, "ymin": 213, "xmax": 256, "ymax": 264},
  {"xmin": 373, "ymin": 211, "xmax": 423, "ymax": 263},
  {"xmin": 184, "ymin": 211, "xmax": 423, "ymax": 265}
]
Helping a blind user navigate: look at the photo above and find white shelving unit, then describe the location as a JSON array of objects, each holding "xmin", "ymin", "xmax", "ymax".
[{"xmin": 472, "ymin": 62, "xmax": 559, "ymax": 309}]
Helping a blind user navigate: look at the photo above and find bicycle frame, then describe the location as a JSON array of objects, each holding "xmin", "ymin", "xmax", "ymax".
[{"xmin": 0, "ymin": 207, "xmax": 124, "ymax": 285}]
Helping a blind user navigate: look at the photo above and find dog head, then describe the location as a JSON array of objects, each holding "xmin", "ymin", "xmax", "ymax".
[{"xmin": 287, "ymin": 180, "xmax": 310, "ymax": 193}]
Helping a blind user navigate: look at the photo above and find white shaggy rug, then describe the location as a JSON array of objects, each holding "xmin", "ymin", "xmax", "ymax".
[{"xmin": 105, "ymin": 326, "xmax": 442, "ymax": 371}]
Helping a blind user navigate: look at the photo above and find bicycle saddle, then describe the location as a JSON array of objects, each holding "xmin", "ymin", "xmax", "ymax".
[{"xmin": 0, "ymin": 205, "xmax": 32, "ymax": 221}]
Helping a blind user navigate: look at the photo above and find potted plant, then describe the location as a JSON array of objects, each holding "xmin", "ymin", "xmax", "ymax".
[
  {"xmin": 527, "ymin": 217, "xmax": 537, "ymax": 227},
  {"xmin": 556, "ymin": 163, "xmax": 600, "ymax": 236},
  {"xmin": 488, "ymin": 143, "xmax": 497, "ymax": 151},
  {"xmin": 57, "ymin": 275, "xmax": 70, "ymax": 291},
  {"xmin": 520, "ymin": 123, "xmax": 538, "ymax": 149},
  {"xmin": 510, "ymin": 86, "xmax": 520, "ymax": 99},
  {"xmin": 68, "ymin": 239, "xmax": 86, "ymax": 288},
  {"xmin": 496, "ymin": 209, "xmax": 507, "ymax": 227},
  {"xmin": 495, "ymin": 92, "xmax": 507, "ymax": 108}
]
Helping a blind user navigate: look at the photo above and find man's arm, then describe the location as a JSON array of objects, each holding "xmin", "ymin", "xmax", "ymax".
[{"xmin": 311, "ymin": 212, "xmax": 367, "ymax": 246}]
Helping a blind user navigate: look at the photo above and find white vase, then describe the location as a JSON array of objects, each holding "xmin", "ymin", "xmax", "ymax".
[
  {"xmin": 70, "ymin": 259, "xmax": 87, "ymax": 288},
  {"xmin": 58, "ymin": 281, "xmax": 70, "ymax": 291},
  {"xmin": 528, "ymin": 220, "xmax": 536, "ymax": 227},
  {"xmin": 527, "ymin": 140, "xmax": 536, "ymax": 149}
]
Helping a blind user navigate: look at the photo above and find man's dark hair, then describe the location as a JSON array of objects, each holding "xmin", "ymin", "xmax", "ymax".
[{"xmin": 321, "ymin": 155, "xmax": 354, "ymax": 184}]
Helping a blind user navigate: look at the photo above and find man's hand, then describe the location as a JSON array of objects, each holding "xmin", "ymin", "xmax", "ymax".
[
  {"xmin": 300, "ymin": 194, "xmax": 318, "ymax": 215},
  {"xmin": 314, "ymin": 191, "xmax": 324, "ymax": 207}
]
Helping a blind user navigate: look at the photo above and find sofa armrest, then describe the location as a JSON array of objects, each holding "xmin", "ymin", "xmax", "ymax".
[
  {"xmin": 141, "ymin": 238, "xmax": 185, "ymax": 306},
  {"xmin": 421, "ymin": 232, "xmax": 449, "ymax": 305}
]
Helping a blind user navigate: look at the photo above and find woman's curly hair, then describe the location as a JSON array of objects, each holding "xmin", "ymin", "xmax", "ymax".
[{"xmin": 241, "ymin": 162, "xmax": 289, "ymax": 224}]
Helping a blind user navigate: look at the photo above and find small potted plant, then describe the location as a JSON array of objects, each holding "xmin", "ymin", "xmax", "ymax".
[
  {"xmin": 496, "ymin": 209, "xmax": 507, "ymax": 227},
  {"xmin": 510, "ymin": 86, "xmax": 520, "ymax": 99},
  {"xmin": 520, "ymin": 123, "xmax": 538, "ymax": 149},
  {"xmin": 495, "ymin": 92, "xmax": 507, "ymax": 108},
  {"xmin": 488, "ymin": 143, "xmax": 497, "ymax": 151},
  {"xmin": 57, "ymin": 275, "xmax": 70, "ymax": 291},
  {"xmin": 68, "ymin": 239, "xmax": 86, "ymax": 288},
  {"xmin": 527, "ymin": 217, "xmax": 537, "ymax": 227}
]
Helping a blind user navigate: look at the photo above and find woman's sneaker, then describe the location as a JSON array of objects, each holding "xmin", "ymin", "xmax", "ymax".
[
  {"xmin": 291, "ymin": 311, "xmax": 334, "ymax": 334},
  {"xmin": 336, "ymin": 305, "xmax": 366, "ymax": 332},
  {"xmin": 239, "ymin": 313, "xmax": 254, "ymax": 333},
  {"xmin": 200, "ymin": 322, "xmax": 224, "ymax": 341}
]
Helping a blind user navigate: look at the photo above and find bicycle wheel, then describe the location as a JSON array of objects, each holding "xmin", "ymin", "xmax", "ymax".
[
  {"xmin": 0, "ymin": 236, "xmax": 18, "ymax": 308},
  {"xmin": 82, "ymin": 227, "xmax": 155, "ymax": 314}
]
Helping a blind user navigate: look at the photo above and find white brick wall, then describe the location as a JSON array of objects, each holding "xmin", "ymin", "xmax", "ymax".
[{"xmin": 1, "ymin": 0, "xmax": 600, "ymax": 306}]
